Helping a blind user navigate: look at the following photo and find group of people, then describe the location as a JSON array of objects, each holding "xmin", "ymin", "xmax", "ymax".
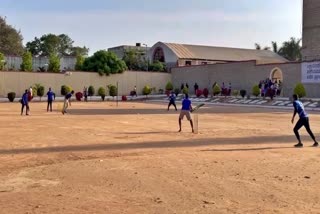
[
  {"xmin": 258, "ymin": 78, "xmax": 282, "ymax": 98},
  {"xmin": 20, "ymin": 87, "xmax": 74, "ymax": 115}
]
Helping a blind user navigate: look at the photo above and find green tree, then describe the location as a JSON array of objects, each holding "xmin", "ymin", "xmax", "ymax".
[
  {"xmin": 20, "ymin": 51, "xmax": 33, "ymax": 71},
  {"xmin": 98, "ymin": 87, "xmax": 106, "ymax": 101},
  {"xmin": 142, "ymin": 85, "xmax": 152, "ymax": 97},
  {"xmin": 149, "ymin": 60, "xmax": 165, "ymax": 72},
  {"xmin": 34, "ymin": 83, "xmax": 45, "ymax": 100},
  {"xmin": 82, "ymin": 50, "xmax": 127, "ymax": 75},
  {"xmin": 0, "ymin": 52, "xmax": 5, "ymax": 70},
  {"xmin": 271, "ymin": 41, "xmax": 279, "ymax": 53},
  {"xmin": 26, "ymin": 33, "xmax": 74, "ymax": 56},
  {"xmin": 252, "ymin": 85, "xmax": 260, "ymax": 97},
  {"xmin": 70, "ymin": 46, "xmax": 89, "ymax": 57},
  {"xmin": 0, "ymin": 16, "xmax": 24, "ymax": 55},
  {"xmin": 254, "ymin": 43, "xmax": 270, "ymax": 51},
  {"xmin": 294, "ymin": 83, "xmax": 306, "ymax": 98},
  {"xmin": 213, "ymin": 84, "xmax": 221, "ymax": 96},
  {"xmin": 278, "ymin": 37, "xmax": 301, "ymax": 61},
  {"xmin": 48, "ymin": 54, "xmax": 60, "ymax": 72},
  {"xmin": 165, "ymin": 81, "xmax": 174, "ymax": 91},
  {"xmin": 108, "ymin": 84, "xmax": 117, "ymax": 97},
  {"xmin": 75, "ymin": 55, "xmax": 85, "ymax": 70},
  {"xmin": 61, "ymin": 85, "xmax": 72, "ymax": 96},
  {"xmin": 88, "ymin": 86, "xmax": 95, "ymax": 97},
  {"xmin": 123, "ymin": 50, "xmax": 146, "ymax": 70}
]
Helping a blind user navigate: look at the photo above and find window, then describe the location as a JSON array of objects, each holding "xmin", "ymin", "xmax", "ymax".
[
  {"xmin": 185, "ymin": 61, "xmax": 192, "ymax": 66},
  {"xmin": 153, "ymin": 47, "xmax": 165, "ymax": 62}
]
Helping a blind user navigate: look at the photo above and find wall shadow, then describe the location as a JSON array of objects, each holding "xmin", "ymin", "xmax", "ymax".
[{"xmin": 0, "ymin": 135, "xmax": 303, "ymax": 155}]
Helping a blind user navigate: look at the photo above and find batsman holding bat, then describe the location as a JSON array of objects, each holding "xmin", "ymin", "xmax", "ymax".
[{"xmin": 178, "ymin": 94, "xmax": 194, "ymax": 133}]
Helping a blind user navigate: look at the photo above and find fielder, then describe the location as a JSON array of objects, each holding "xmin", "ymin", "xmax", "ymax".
[{"xmin": 62, "ymin": 91, "xmax": 74, "ymax": 115}]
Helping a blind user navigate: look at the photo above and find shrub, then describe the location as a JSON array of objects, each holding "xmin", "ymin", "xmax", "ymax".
[
  {"xmin": 196, "ymin": 89, "xmax": 203, "ymax": 98},
  {"xmin": 7, "ymin": 92, "xmax": 16, "ymax": 102},
  {"xmin": 34, "ymin": 84, "xmax": 45, "ymax": 100},
  {"xmin": 158, "ymin": 89, "xmax": 164, "ymax": 94},
  {"xmin": 182, "ymin": 87, "xmax": 189, "ymax": 95},
  {"xmin": 48, "ymin": 54, "xmax": 60, "ymax": 73},
  {"xmin": 213, "ymin": 84, "xmax": 221, "ymax": 96},
  {"xmin": 108, "ymin": 84, "xmax": 117, "ymax": 97},
  {"xmin": 149, "ymin": 60, "xmax": 165, "ymax": 72},
  {"xmin": 240, "ymin": 89, "xmax": 247, "ymax": 98},
  {"xmin": 61, "ymin": 85, "xmax": 72, "ymax": 96},
  {"xmin": 165, "ymin": 81, "xmax": 174, "ymax": 91},
  {"xmin": 203, "ymin": 88, "xmax": 209, "ymax": 98},
  {"xmin": 75, "ymin": 55, "xmax": 85, "ymax": 70},
  {"xmin": 98, "ymin": 87, "xmax": 106, "ymax": 101},
  {"xmin": 130, "ymin": 91, "xmax": 137, "ymax": 96},
  {"xmin": 88, "ymin": 86, "xmax": 95, "ymax": 97},
  {"xmin": 232, "ymin": 90, "xmax": 239, "ymax": 97},
  {"xmin": 20, "ymin": 51, "xmax": 33, "ymax": 71},
  {"xmin": 294, "ymin": 83, "xmax": 306, "ymax": 98},
  {"xmin": 75, "ymin": 92, "xmax": 83, "ymax": 101},
  {"xmin": 252, "ymin": 85, "xmax": 260, "ymax": 97},
  {"xmin": 174, "ymin": 88, "xmax": 181, "ymax": 96},
  {"xmin": 122, "ymin": 95, "xmax": 127, "ymax": 101},
  {"xmin": 0, "ymin": 52, "xmax": 5, "ymax": 70},
  {"xmin": 143, "ymin": 85, "xmax": 152, "ymax": 96}
]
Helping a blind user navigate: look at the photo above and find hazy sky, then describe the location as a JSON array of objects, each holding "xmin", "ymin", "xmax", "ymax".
[{"xmin": 1, "ymin": 0, "xmax": 303, "ymax": 54}]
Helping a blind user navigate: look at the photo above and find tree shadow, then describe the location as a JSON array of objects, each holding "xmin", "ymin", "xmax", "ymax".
[{"xmin": 0, "ymin": 135, "xmax": 305, "ymax": 155}]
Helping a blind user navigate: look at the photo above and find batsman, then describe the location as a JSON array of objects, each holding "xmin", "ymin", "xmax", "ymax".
[{"xmin": 178, "ymin": 94, "xmax": 194, "ymax": 133}]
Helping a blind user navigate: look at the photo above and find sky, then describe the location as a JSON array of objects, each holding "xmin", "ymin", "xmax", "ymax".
[{"xmin": 0, "ymin": 0, "xmax": 303, "ymax": 55}]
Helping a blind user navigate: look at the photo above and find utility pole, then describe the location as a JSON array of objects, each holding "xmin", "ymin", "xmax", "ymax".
[{"xmin": 143, "ymin": 44, "xmax": 148, "ymax": 71}]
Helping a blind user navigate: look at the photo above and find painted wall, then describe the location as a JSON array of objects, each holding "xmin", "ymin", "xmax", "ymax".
[
  {"xmin": 0, "ymin": 71, "xmax": 171, "ymax": 97},
  {"xmin": 172, "ymin": 61, "xmax": 320, "ymax": 98}
]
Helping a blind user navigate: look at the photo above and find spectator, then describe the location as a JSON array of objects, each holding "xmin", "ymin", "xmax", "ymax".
[
  {"xmin": 180, "ymin": 83, "xmax": 185, "ymax": 90},
  {"xmin": 186, "ymin": 83, "xmax": 189, "ymax": 89},
  {"xmin": 47, "ymin": 87, "xmax": 55, "ymax": 112},
  {"xmin": 194, "ymin": 83, "xmax": 199, "ymax": 94},
  {"xmin": 21, "ymin": 90, "xmax": 30, "ymax": 116},
  {"xmin": 83, "ymin": 87, "xmax": 88, "ymax": 102}
]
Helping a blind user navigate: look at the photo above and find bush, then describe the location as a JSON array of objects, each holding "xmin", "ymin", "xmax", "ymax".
[
  {"xmin": 213, "ymin": 84, "xmax": 221, "ymax": 96},
  {"xmin": 196, "ymin": 89, "xmax": 203, "ymax": 98},
  {"xmin": 108, "ymin": 84, "xmax": 117, "ymax": 97},
  {"xmin": 75, "ymin": 55, "xmax": 85, "ymax": 70},
  {"xmin": 122, "ymin": 95, "xmax": 127, "ymax": 101},
  {"xmin": 294, "ymin": 83, "xmax": 306, "ymax": 98},
  {"xmin": 48, "ymin": 54, "xmax": 60, "ymax": 72},
  {"xmin": 174, "ymin": 88, "xmax": 181, "ymax": 96},
  {"xmin": 252, "ymin": 85, "xmax": 260, "ymax": 97},
  {"xmin": 61, "ymin": 85, "xmax": 72, "ymax": 96},
  {"xmin": 240, "ymin": 89, "xmax": 247, "ymax": 98},
  {"xmin": 0, "ymin": 52, "xmax": 5, "ymax": 70},
  {"xmin": 20, "ymin": 51, "xmax": 33, "ymax": 71},
  {"xmin": 182, "ymin": 87, "xmax": 189, "ymax": 95},
  {"xmin": 34, "ymin": 84, "xmax": 45, "ymax": 100},
  {"xmin": 7, "ymin": 92, "xmax": 16, "ymax": 102},
  {"xmin": 149, "ymin": 60, "xmax": 165, "ymax": 72},
  {"xmin": 158, "ymin": 89, "xmax": 164, "ymax": 94},
  {"xmin": 88, "ymin": 86, "xmax": 95, "ymax": 97},
  {"xmin": 130, "ymin": 91, "xmax": 137, "ymax": 96},
  {"xmin": 143, "ymin": 85, "xmax": 152, "ymax": 96},
  {"xmin": 98, "ymin": 87, "xmax": 106, "ymax": 101},
  {"xmin": 232, "ymin": 90, "xmax": 239, "ymax": 97},
  {"xmin": 165, "ymin": 81, "xmax": 174, "ymax": 91},
  {"xmin": 203, "ymin": 88, "xmax": 209, "ymax": 98},
  {"xmin": 75, "ymin": 92, "xmax": 83, "ymax": 101}
]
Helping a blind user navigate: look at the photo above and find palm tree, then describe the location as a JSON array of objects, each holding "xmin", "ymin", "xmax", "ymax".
[
  {"xmin": 255, "ymin": 43, "xmax": 270, "ymax": 51},
  {"xmin": 278, "ymin": 37, "xmax": 301, "ymax": 61},
  {"xmin": 271, "ymin": 41, "xmax": 279, "ymax": 53}
]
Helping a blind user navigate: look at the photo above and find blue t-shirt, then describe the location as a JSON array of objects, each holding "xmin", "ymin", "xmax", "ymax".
[
  {"xmin": 22, "ymin": 93, "xmax": 28, "ymax": 104},
  {"xmin": 181, "ymin": 99, "xmax": 191, "ymax": 111},
  {"xmin": 293, "ymin": 100, "xmax": 308, "ymax": 118},
  {"xmin": 65, "ymin": 93, "xmax": 72, "ymax": 99},
  {"xmin": 169, "ymin": 94, "xmax": 176, "ymax": 102},
  {"xmin": 47, "ymin": 91, "xmax": 54, "ymax": 101}
]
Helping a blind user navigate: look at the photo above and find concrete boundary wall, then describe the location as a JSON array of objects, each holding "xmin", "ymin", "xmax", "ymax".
[
  {"xmin": 171, "ymin": 61, "xmax": 320, "ymax": 98},
  {"xmin": 0, "ymin": 71, "xmax": 171, "ymax": 97}
]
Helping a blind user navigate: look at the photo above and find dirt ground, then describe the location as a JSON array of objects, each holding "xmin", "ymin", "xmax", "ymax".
[{"xmin": 0, "ymin": 101, "xmax": 320, "ymax": 214}]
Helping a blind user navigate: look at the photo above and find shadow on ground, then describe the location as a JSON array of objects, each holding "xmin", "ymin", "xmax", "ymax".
[{"xmin": 0, "ymin": 134, "xmax": 311, "ymax": 155}]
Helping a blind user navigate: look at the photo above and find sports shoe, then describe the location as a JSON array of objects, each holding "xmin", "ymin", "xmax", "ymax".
[
  {"xmin": 294, "ymin": 143, "xmax": 303, "ymax": 148},
  {"xmin": 312, "ymin": 142, "xmax": 319, "ymax": 147}
]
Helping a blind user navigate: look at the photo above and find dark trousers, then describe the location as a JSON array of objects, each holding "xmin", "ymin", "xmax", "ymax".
[
  {"xmin": 294, "ymin": 117, "xmax": 316, "ymax": 143},
  {"xmin": 21, "ymin": 103, "xmax": 29, "ymax": 115},
  {"xmin": 168, "ymin": 101, "xmax": 177, "ymax": 110},
  {"xmin": 47, "ymin": 100, "xmax": 53, "ymax": 112}
]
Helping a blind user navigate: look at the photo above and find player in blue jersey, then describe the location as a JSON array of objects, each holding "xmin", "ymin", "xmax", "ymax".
[
  {"xmin": 291, "ymin": 94, "xmax": 318, "ymax": 148},
  {"xmin": 178, "ymin": 94, "xmax": 194, "ymax": 133},
  {"xmin": 46, "ymin": 87, "xmax": 55, "ymax": 112}
]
